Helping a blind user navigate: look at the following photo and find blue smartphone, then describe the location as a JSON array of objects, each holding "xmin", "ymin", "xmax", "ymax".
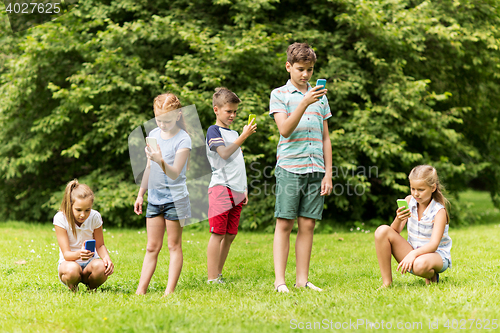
[
  {"xmin": 316, "ymin": 79, "xmax": 327, "ymax": 89},
  {"xmin": 84, "ymin": 239, "xmax": 96, "ymax": 252}
]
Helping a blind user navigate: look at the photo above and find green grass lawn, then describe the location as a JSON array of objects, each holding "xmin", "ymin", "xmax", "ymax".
[{"xmin": 1, "ymin": 191, "xmax": 500, "ymax": 332}]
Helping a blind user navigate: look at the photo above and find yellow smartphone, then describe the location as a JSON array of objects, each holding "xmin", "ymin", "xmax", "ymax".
[{"xmin": 248, "ymin": 114, "xmax": 256, "ymax": 125}]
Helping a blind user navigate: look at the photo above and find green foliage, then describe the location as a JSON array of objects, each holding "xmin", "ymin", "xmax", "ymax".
[{"xmin": 0, "ymin": 0, "xmax": 499, "ymax": 228}]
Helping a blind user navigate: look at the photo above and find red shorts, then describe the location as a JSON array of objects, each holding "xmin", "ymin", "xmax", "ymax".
[{"xmin": 208, "ymin": 185, "xmax": 245, "ymax": 235}]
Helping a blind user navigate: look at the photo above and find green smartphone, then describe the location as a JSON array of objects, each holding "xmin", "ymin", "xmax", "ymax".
[
  {"xmin": 397, "ymin": 199, "xmax": 408, "ymax": 210},
  {"xmin": 248, "ymin": 114, "xmax": 256, "ymax": 125}
]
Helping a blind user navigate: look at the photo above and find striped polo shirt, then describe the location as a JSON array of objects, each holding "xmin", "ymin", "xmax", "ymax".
[
  {"xmin": 407, "ymin": 197, "xmax": 452, "ymax": 266},
  {"xmin": 269, "ymin": 80, "xmax": 332, "ymax": 174}
]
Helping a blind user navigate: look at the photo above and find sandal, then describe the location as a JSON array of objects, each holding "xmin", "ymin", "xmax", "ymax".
[
  {"xmin": 275, "ymin": 284, "xmax": 289, "ymax": 293},
  {"xmin": 294, "ymin": 281, "xmax": 323, "ymax": 291}
]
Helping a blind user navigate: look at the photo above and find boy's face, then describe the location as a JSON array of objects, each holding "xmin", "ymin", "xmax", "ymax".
[
  {"xmin": 214, "ymin": 103, "xmax": 239, "ymax": 128},
  {"xmin": 286, "ymin": 61, "xmax": 314, "ymax": 90}
]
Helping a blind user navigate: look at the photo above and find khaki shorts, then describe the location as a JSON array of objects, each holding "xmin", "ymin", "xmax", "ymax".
[{"xmin": 274, "ymin": 166, "xmax": 325, "ymax": 220}]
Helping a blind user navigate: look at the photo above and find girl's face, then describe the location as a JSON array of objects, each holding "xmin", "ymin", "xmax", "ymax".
[
  {"xmin": 72, "ymin": 197, "xmax": 93, "ymax": 224},
  {"xmin": 410, "ymin": 179, "xmax": 436, "ymax": 206},
  {"xmin": 155, "ymin": 110, "xmax": 180, "ymax": 132}
]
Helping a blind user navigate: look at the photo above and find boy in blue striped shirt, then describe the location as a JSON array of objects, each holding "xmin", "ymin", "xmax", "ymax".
[{"xmin": 269, "ymin": 42, "xmax": 333, "ymax": 292}]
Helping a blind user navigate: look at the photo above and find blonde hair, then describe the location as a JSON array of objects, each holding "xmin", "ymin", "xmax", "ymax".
[
  {"xmin": 408, "ymin": 165, "xmax": 450, "ymax": 222},
  {"xmin": 212, "ymin": 87, "xmax": 241, "ymax": 108},
  {"xmin": 153, "ymin": 93, "xmax": 188, "ymax": 133},
  {"xmin": 60, "ymin": 179, "xmax": 94, "ymax": 237}
]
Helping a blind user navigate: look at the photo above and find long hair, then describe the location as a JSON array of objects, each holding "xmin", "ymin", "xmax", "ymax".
[
  {"xmin": 408, "ymin": 165, "xmax": 450, "ymax": 222},
  {"xmin": 59, "ymin": 179, "xmax": 94, "ymax": 237},
  {"xmin": 153, "ymin": 93, "xmax": 188, "ymax": 133}
]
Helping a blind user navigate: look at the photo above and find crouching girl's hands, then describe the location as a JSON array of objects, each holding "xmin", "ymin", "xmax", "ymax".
[
  {"xmin": 102, "ymin": 257, "xmax": 114, "ymax": 276},
  {"xmin": 79, "ymin": 246, "xmax": 94, "ymax": 261},
  {"xmin": 397, "ymin": 251, "xmax": 417, "ymax": 274}
]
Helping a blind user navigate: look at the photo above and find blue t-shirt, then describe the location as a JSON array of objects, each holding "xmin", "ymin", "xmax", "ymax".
[
  {"xmin": 148, "ymin": 128, "xmax": 192, "ymax": 205},
  {"xmin": 206, "ymin": 125, "xmax": 247, "ymax": 193}
]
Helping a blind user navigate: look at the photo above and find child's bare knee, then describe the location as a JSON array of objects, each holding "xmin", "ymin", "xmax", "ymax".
[
  {"xmin": 374, "ymin": 225, "xmax": 391, "ymax": 240},
  {"xmin": 167, "ymin": 241, "xmax": 182, "ymax": 252},
  {"xmin": 91, "ymin": 260, "xmax": 106, "ymax": 276},
  {"xmin": 412, "ymin": 259, "xmax": 430, "ymax": 275},
  {"xmin": 61, "ymin": 263, "xmax": 82, "ymax": 282},
  {"xmin": 276, "ymin": 219, "xmax": 294, "ymax": 232},
  {"xmin": 146, "ymin": 243, "xmax": 162, "ymax": 254},
  {"xmin": 225, "ymin": 234, "xmax": 236, "ymax": 242}
]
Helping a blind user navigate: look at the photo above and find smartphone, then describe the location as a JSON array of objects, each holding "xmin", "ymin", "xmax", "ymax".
[
  {"xmin": 316, "ymin": 79, "xmax": 327, "ymax": 89},
  {"xmin": 248, "ymin": 114, "xmax": 256, "ymax": 126},
  {"xmin": 145, "ymin": 137, "xmax": 158, "ymax": 152},
  {"xmin": 397, "ymin": 199, "xmax": 409, "ymax": 210},
  {"xmin": 84, "ymin": 239, "xmax": 96, "ymax": 253}
]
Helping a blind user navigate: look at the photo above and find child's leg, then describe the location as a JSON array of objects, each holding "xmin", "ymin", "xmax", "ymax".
[
  {"xmin": 411, "ymin": 253, "xmax": 443, "ymax": 283},
  {"xmin": 218, "ymin": 233, "xmax": 236, "ymax": 275},
  {"xmin": 82, "ymin": 259, "xmax": 107, "ymax": 290},
  {"xmin": 273, "ymin": 218, "xmax": 294, "ymax": 288},
  {"xmin": 164, "ymin": 219, "xmax": 183, "ymax": 295},
  {"xmin": 207, "ymin": 232, "xmax": 224, "ymax": 280},
  {"xmin": 374, "ymin": 225, "xmax": 414, "ymax": 287},
  {"xmin": 217, "ymin": 197, "xmax": 243, "ymax": 276},
  {"xmin": 59, "ymin": 261, "xmax": 82, "ymax": 291},
  {"xmin": 136, "ymin": 216, "xmax": 166, "ymax": 295},
  {"xmin": 295, "ymin": 216, "xmax": 315, "ymax": 287}
]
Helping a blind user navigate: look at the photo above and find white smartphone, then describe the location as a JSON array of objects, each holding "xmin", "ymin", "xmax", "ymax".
[{"xmin": 145, "ymin": 137, "xmax": 158, "ymax": 152}]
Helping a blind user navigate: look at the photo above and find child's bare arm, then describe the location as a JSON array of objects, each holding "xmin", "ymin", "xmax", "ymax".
[
  {"xmin": 274, "ymin": 86, "xmax": 326, "ymax": 138},
  {"xmin": 320, "ymin": 120, "xmax": 333, "ymax": 196},
  {"xmin": 391, "ymin": 195, "xmax": 412, "ymax": 233},
  {"xmin": 215, "ymin": 121, "xmax": 257, "ymax": 160},
  {"xmin": 94, "ymin": 226, "xmax": 114, "ymax": 276},
  {"xmin": 55, "ymin": 226, "xmax": 87, "ymax": 261},
  {"xmin": 135, "ymin": 159, "xmax": 150, "ymax": 215},
  {"xmin": 148, "ymin": 145, "xmax": 190, "ymax": 180}
]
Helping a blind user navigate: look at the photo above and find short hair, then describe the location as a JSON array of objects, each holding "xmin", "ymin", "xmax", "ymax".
[
  {"xmin": 212, "ymin": 87, "xmax": 241, "ymax": 108},
  {"xmin": 153, "ymin": 93, "xmax": 182, "ymax": 115},
  {"xmin": 287, "ymin": 42, "xmax": 317, "ymax": 65}
]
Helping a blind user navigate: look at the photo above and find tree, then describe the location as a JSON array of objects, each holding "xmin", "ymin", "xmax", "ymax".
[{"xmin": 0, "ymin": 0, "xmax": 498, "ymax": 228}]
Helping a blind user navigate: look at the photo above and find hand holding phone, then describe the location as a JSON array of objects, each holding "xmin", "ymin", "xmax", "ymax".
[
  {"xmin": 316, "ymin": 79, "xmax": 327, "ymax": 89},
  {"xmin": 146, "ymin": 137, "xmax": 158, "ymax": 152},
  {"xmin": 397, "ymin": 199, "xmax": 408, "ymax": 210},
  {"xmin": 84, "ymin": 239, "xmax": 96, "ymax": 253},
  {"xmin": 396, "ymin": 199, "xmax": 411, "ymax": 222},
  {"xmin": 248, "ymin": 114, "xmax": 256, "ymax": 126}
]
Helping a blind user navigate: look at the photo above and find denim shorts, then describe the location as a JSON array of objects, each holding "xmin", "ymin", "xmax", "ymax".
[
  {"xmin": 409, "ymin": 256, "xmax": 451, "ymax": 275},
  {"xmin": 438, "ymin": 257, "xmax": 451, "ymax": 273},
  {"xmin": 146, "ymin": 196, "xmax": 191, "ymax": 221}
]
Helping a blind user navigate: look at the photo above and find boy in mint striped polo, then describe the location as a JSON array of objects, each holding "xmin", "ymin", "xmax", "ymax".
[{"xmin": 269, "ymin": 42, "xmax": 333, "ymax": 293}]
